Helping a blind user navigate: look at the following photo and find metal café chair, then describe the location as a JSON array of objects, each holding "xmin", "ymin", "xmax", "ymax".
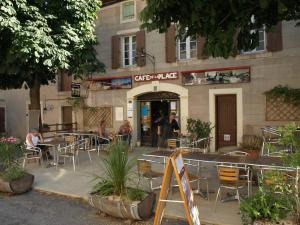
[
  {"xmin": 180, "ymin": 159, "xmax": 210, "ymax": 200},
  {"xmin": 96, "ymin": 136, "xmax": 110, "ymax": 154},
  {"xmin": 261, "ymin": 126, "xmax": 281, "ymax": 155},
  {"xmin": 137, "ymin": 159, "xmax": 164, "ymax": 191},
  {"xmin": 23, "ymin": 143, "xmax": 43, "ymax": 168},
  {"xmin": 223, "ymin": 151, "xmax": 253, "ymax": 196},
  {"xmin": 167, "ymin": 138, "xmax": 178, "ymax": 150},
  {"xmin": 78, "ymin": 138, "xmax": 97, "ymax": 161},
  {"xmin": 56, "ymin": 140, "xmax": 84, "ymax": 172},
  {"xmin": 214, "ymin": 165, "xmax": 250, "ymax": 210}
]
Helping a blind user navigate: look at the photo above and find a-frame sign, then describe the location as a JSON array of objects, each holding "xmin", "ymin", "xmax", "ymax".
[{"xmin": 153, "ymin": 150, "xmax": 201, "ymax": 225}]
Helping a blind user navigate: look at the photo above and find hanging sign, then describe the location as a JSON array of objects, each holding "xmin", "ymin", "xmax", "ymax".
[
  {"xmin": 153, "ymin": 150, "xmax": 201, "ymax": 225},
  {"xmin": 71, "ymin": 83, "xmax": 81, "ymax": 97},
  {"xmin": 134, "ymin": 71, "xmax": 179, "ymax": 82}
]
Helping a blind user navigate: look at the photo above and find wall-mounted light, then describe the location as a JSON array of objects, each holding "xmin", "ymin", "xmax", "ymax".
[{"xmin": 137, "ymin": 48, "xmax": 156, "ymax": 72}]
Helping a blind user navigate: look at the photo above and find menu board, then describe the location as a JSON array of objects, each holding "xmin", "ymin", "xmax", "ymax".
[{"xmin": 153, "ymin": 150, "xmax": 201, "ymax": 225}]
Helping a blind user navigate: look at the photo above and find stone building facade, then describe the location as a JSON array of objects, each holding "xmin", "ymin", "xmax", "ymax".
[{"xmin": 1, "ymin": 0, "xmax": 299, "ymax": 151}]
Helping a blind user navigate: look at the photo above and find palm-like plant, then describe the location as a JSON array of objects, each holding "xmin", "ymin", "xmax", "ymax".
[{"xmin": 92, "ymin": 141, "xmax": 144, "ymax": 200}]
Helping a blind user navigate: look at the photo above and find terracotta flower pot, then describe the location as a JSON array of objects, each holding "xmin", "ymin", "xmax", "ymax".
[
  {"xmin": 89, "ymin": 192, "xmax": 156, "ymax": 220},
  {"xmin": 0, "ymin": 173, "xmax": 34, "ymax": 194}
]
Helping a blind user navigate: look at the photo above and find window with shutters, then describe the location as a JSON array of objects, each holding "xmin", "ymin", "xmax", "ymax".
[
  {"xmin": 242, "ymin": 28, "xmax": 266, "ymax": 54},
  {"xmin": 58, "ymin": 73, "xmax": 72, "ymax": 92},
  {"xmin": 120, "ymin": 0, "xmax": 135, "ymax": 23},
  {"xmin": 177, "ymin": 36, "xmax": 197, "ymax": 60},
  {"xmin": 122, "ymin": 35, "xmax": 136, "ymax": 67}
]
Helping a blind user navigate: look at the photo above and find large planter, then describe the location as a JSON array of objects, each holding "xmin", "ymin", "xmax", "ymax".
[
  {"xmin": 253, "ymin": 216, "xmax": 297, "ymax": 225},
  {"xmin": 89, "ymin": 192, "xmax": 156, "ymax": 220},
  {"xmin": 0, "ymin": 173, "xmax": 34, "ymax": 194}
]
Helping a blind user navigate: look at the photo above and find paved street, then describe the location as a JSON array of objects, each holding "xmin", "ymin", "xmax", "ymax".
[{"xmin": 0, "ymin": 191, "xmax": 188, "ymax": 225}]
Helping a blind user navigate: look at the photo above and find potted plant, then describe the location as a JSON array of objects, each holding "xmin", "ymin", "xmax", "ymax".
[
  {"xmin": 186, "ymin": 118, "xmax": 213, "ymax": 148},
  {"xmin": 0, "ymin": 137, "xmax": 34, "ymax": 194},
  {"xmin": 240, "ymin": 135, "xmax": 262, "ymax": 158},
  {"xmin": 89, "ymin": 141, "xmax": 156, "ymax": 220},
  {"xmin": 240, "ymin": 171, "xmax": 298, "ymax": 225}
]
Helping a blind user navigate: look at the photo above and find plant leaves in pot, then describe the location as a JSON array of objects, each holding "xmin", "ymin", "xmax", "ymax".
[{"xmin": 89, "ymin": 141, "xmax": 156, "ymax": 220}]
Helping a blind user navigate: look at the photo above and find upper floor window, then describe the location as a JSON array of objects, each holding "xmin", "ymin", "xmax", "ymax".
[
  {"xmin": 58, "ymin": 73, "xmax": 72, "ymax": 92},
  {"xmin": 177, "ymin": 36, "xmax": 197, "ymax": 60},
  {"xmin": 243, "ymin": 28, "xmax": 266, "ymax": 53},
  {"xmin": 122, "ymin": 35, "xmax": 136, "ymax": 67},
  {"xmin": 121, "ymin": 1, "xmax": 135, "ymax": 23}
]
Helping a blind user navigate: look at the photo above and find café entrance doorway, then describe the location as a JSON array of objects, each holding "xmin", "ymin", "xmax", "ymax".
[{"xmin": 137, "ymin": 92, "xmax": 180, "ymax": 146}]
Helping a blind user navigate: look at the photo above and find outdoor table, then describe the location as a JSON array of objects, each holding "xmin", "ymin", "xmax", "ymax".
[
  {"xmin": 142, "ymin": 150, "xmax": 300, "ymax": 201},
  {"xmin": 39, "ymin": 139, "xmax": 67, "ymax": 166}
]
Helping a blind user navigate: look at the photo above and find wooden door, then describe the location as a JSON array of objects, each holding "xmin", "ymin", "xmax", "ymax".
[
  {"xmin": 62, "ymin": 106, "xmax": 73, "ymax": 131},
  {"xmin": 0, "ymin": 107, "xmax": 5, "ymax": 133},
  {"xmin": 216, "ymin": 95, "xmax": 237, "ymax": 150}
]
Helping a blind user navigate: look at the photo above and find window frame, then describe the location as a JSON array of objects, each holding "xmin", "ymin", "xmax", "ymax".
[
  {"xmin": 120, "ymin": 0, "xmax": 136, "ymax": 24},
  {"xmin": 177, "ymin": 36, "xmax": 197, "ymax": 60},
  {"xmin": 242, "ymin": 27, "xmax": 266, "ymax": 54},
  {"xmin": 122, "ymin": 35, "xmax": 137, "ymax": 67}
]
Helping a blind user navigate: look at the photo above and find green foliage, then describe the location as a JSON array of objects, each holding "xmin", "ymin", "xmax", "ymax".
[
  {"xmin": 0, "ymin": 137, "xmax": 24, "ymax": 169},
  {"xmin": 0, "ymin": 137, "xmax": 26, "ymax": 182},
  {"xmin": 265, "ymin": 86, "xmax": 300, "ymax": 106},
  {"xmin": 0, "ymin": 0, "xmax": 104, "ymax": 92},
  {"xmin": 140, "ymin": 0, "xmax": 300, "ymax": 58},
  {"xmin": 0, "ymin": 165, "xmax": 26, "ymax": 182},
  {"xmin": 283, "ymin": 150, "xmax": 300, "ymax": 168},
  {"xmin": 277, "ymin": 122, "xmax": 300, "ymax": 150},
  {"xmin": 240, "ymin": 172, "xmax": 296, "ymax": 224},
  {"xmin": 186, "ymin": 118, "xmax": 213, "ymax": 140},
  {"xmin": 240, "ymin": 135, "xmax": 263, "ymax": 151},
  {"xmin": 92, "ymin": 141, "xmax": 146, "ymax": 201}
]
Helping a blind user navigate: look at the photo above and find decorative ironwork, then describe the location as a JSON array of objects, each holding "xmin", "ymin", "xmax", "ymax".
[{"xmin": 266, "ymin": 96, "xmax": 300, "ymax": 121}]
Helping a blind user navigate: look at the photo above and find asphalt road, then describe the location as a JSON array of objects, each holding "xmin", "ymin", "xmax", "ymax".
[{"xmin": 0, "ymin": 191, "xmax": 188, "ymax": 225}]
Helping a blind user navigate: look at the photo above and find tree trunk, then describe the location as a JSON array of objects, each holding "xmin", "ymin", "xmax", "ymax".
[{"xmin": 28, "ymin": 75, "xmax": 41, "ymax": 132}]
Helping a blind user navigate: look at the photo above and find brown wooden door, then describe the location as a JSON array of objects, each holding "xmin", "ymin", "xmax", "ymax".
[
  {"xmin": 62, "ymin": 106, "xmax": 73, "ymax": 131},
  {"xmin": 0, "ymin": 107, "xmax": 5, "ymax": 133},
  {"xmin": 216, "ymin": 95, "xmax": 237, "ymax": 150}
]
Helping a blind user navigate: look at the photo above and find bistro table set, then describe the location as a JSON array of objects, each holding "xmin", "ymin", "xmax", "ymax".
[{"xmin": 139, "ymin": 129, "xmax": 300, "ymax": 208}]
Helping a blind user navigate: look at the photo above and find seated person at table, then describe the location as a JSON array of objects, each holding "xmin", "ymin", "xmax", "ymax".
[
  {"xmin": 26, "ymin": 128, "xmax": 53, "ymax": 160},
  {"xmin": 157, "ymin": 112, "xmax": 180, "ymax": 148},
  {"xmin": 118, "ymin": 120, "xmax": 132, "ymax": 145},
  {"xmin": 97, "ymin": 120, "xmax": 110, "ymax": 144}
]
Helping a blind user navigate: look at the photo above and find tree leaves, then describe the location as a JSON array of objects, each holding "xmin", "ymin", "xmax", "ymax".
[
  {"xmin": 140, "ymin": 0, "xmax": 300, "ymax": 58},
  {"xmin": 0, "ymin": 0, "xmax": 103, "ymax": 88}
]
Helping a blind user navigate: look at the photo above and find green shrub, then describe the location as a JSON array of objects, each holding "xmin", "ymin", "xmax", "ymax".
[
  {"xmin": 0, "ymin": 166, "xmax": 26, "ymax": 182},
  {"xmin": 240, "ymin": 135, "xmax": 262, "ymax": 151},
  {"xmin": 186, "ymin": 118, "xmax": 213, "ymax": 140},
  {"xmin": 240, "ymin": 172, "xmax": 296, "ymax": 224}
]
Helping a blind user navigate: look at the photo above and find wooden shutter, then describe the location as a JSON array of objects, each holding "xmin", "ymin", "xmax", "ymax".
[
  {"xmin": 111, "ymin": 35, "xmax": 120, "ymax": 69},
  {"xmin": 165, "ymin": 25, "xmax": 176, "ymax": 63},
  {"xmin": 266, "ymin": 22, "xmax": 283, "ymax": 52},
  {"xmin": 0, "ymin": 107, "xmax": 5, "ymax": 133},
  {"xmin": 136, "ymin": 30, "xmax": 146, "ymax": 67},
  {"xmin": 197, "ymin": 36, "xmax": 207, "ymax": 59}
]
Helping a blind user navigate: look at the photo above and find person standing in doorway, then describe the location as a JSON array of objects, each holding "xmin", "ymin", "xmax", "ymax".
[{"xmin": 157, "ymin": 112, "xmax": 180, "ymax": 148}]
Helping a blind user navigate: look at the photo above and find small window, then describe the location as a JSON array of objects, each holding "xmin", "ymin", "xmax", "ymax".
[
  {"xmin": 178, "ymin": 36, "xmax": 197, "ymax": 60},
  {"xmin": 122, "ymin": 35, "xmax": 136, "ymax": 67},
  {"xmin": 58, "ymin": 73, "xmax": 72, "ymax": 92},
  {"xmin": 121, "ymin": 1, "xmax": 135, "ymax": 23},
  {"xmin": 242, "ymin": 28, "xmax": 266, "ymax": 53}
]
